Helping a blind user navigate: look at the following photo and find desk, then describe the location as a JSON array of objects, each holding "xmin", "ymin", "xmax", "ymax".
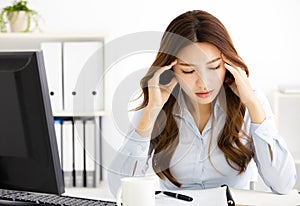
[
  {"xmin": 231, "ymin": 188, "xmax": 300, "ymax": 206},
  {"xmin": 65, "ymin": 184, "xmax": 300, "ymax": 206}
]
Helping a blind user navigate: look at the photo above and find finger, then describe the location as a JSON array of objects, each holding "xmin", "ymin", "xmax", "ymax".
[
  {"xmin": 221, "ymin": 54, "xmax": 234, "ymax": 66},
  {"xmin": 222, "ymin": 54, "xmax": 239, "ymax": 68},
  {"xmin": 153, "ymin": 59, "xmax": 177, "ymax": 79},
  {"xmin": 150, "ymin": 60, "xmax": 177, "ymax": 86},
  {"xmin": 165, "ymin": 77, "xmax": 178, "ymax": 91},
  {"xmin": 235, "ymin": 66, "xmax": 247, "ymax": 77},
  {"xmin": 222, "ymin": 54, "xmax": 238, "ymax": 75},
  {"xmin": 222, "ymin": 54, "xmax": 246, "ymax": 76},
  {"xmin": 224, "ymin": 62, "xmax": 239, "ymax": 78},
  {"xmin": 228, "ymin": 82, "xmax": 238, "ymax": 95}
]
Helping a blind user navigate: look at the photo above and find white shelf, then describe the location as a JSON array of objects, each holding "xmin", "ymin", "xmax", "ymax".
[
  {"xmin": 0, "ymin": 33, "xmax": 109, "ymax": 189},
  {"xmin": 53, "ymin": 110, "xmax": 110, "ymax": 117},
  {"xmin": 0, "ymin": 32, "xmax": 109, "ymax": 40},
  {"xmin": 277, "ymin": 92, "xmax": 300, "ymax": 98},
  {"xmin": 0, "ymin": 32, "xmax": 109, "ymax": 50}
]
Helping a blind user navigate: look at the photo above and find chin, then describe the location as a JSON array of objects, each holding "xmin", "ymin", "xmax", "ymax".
[{"xmin": 197, "ymin": 99, "xmax": 214, "ymax": 105}]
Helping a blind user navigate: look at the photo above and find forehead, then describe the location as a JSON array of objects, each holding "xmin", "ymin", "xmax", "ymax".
[{"xmin": 177, "ymin": 42, "xmax": 221, "ymax": 64}]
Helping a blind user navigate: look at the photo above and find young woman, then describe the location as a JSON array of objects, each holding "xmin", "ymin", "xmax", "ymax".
[{"xmin": 107, "ymin": 10, "xmax": 296, "ymax": 195}]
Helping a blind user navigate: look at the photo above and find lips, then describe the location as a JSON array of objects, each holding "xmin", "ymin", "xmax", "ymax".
[{"xmin": 195, "ymin": 90, "xmax": 213, "ymax": 98}]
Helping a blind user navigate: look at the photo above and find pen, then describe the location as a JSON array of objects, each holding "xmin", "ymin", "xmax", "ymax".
[
  {"xmin": 131, "ymin": 160, "xmax": 138, "ymax": 176},
  {"xmin": 155, "ymin": 191, "xmax": 193, "ymax": 202},
  {"xmin": 221, "ymin": 184, "xmax": 235, "ymax": 206}
]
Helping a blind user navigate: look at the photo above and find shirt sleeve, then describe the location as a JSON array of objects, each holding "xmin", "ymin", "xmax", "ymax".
[
  {"xmin": 250, "ymin": 89, "xmax": 297, "ymax": 194},
  {"xmin": 107, "ymin": 109, "xmax": 152, "ymax": 196}
]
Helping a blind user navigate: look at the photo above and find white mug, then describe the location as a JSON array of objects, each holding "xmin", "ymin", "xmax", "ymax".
[{"xmin": 116, "ymin": 176, "xmax": 155, "ymax": 206}]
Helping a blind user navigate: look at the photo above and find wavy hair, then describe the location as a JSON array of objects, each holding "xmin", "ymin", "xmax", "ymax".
[{"xmin": 136, "ymin": 10, "xmax": 254, "ymax": 187}]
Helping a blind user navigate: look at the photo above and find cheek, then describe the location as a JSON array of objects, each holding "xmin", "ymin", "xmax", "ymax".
[
  {"xmin": 218, "ymin": 68, "xmax": 226, "ymax": 82},
  {"xmin": 209, "ymin": 69, "xmax": 226, "ymax": 87},
  {"xmin": 175, "ymin": 74, "xmax": 195, "ymax": 92}
]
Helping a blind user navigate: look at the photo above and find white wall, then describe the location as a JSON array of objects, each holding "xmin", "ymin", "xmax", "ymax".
[
  {"xmin": 2, "ymin": 0, "xmax": 300, "ymax": 180},
  {"xmin": 1, "ymin": 0, "xmax": 299, "ymax": 98}
]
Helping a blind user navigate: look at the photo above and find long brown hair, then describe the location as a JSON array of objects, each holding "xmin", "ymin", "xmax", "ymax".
[{"xmin": 136, "ymin": 10, "xmax": 253, "ymax": 187}]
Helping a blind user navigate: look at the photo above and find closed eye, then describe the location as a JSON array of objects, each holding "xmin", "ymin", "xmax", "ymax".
[
  {"xmin": 182, "ymin": 70, "xmax": 195, "ymax": 74},
  {"xmin": 208, "ymin": 64, "xmax": 221, "ymax": 70}
]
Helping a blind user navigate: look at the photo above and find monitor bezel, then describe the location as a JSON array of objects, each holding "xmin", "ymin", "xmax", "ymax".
[{"xmin": 0, "ymin": 50, "xmax": 65, "ymax": 195}]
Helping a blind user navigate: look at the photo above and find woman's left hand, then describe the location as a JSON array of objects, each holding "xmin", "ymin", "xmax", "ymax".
[
  {"xmin": 222, "ymin": 54, "xmax": 266, "ymax": 123},
  {"xmin": 222, "ymin": 54, "xmax": 256, "ymax": 106}
]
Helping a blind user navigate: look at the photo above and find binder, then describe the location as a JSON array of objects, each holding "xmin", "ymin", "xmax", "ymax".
[
  {"xmin": 40, "ymin": 42, "xmax": 63, "ymax": 113},
  {"xmin": 62, "ymin": 121, "xmax": 74, "ymax": 187},
  {"xmin": 54, "ymin": 119, "xmax": 62, "ymax": 164},
  {"xmin": 84, "ymin": 120, "xmax": 96, "ymax": 187},
  {"xmin": 63, "ymin": 41, "xmax": 104, "ymax": 113},
  {"xmin": 74, "ymin": 120, "xmax": 84, "ymax": 187},
  {"xmin": 221, "ymin": 185, "xmax": 235, "ymax": 206}
]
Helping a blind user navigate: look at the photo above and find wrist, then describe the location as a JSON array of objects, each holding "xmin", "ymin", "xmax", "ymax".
[
  {"xmin": 144, "ymin": 104, "xmax": 162, "ymax": 115},
  {"xmin": 245, "ymin": 98, "xmax": 266, "ymax": 124},
  {"xmin": 135, "ymin": 106, "xmax": 162, "ymax": 137}
]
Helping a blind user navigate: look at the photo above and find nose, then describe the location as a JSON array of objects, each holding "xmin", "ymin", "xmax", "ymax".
[{"xmin": 195, "ymin": 71, "xmax": 208, "ymax": 91}]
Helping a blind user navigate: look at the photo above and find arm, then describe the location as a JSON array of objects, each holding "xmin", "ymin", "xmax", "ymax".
[
  {"xmin": 249, "ymin": 89, "xmax": 297, "ymax": 194},
  {"xmin": 107, "ymin": 108, "xmax": 152, "ymax": 196},
  {"xmin": 108, "ymin": 60, "xmax": 178, "ymax": 196},
  {"xmin": 222, "ymin": 56, "xmax": 296, "ymax": 194}
]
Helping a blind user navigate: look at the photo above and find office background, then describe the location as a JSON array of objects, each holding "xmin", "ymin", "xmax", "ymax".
[{"xmin": 1, "ymin": 0, "xmax": 300, "ymax": 191}]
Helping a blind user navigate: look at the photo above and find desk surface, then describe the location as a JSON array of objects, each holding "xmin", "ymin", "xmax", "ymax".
[
  {"xmin": 231, "ymin": 188, "xmax": 300, "ymax": 206},
  {"xmin": 65, "ymin": 183, "xmax": 300, "ymax": 206}
]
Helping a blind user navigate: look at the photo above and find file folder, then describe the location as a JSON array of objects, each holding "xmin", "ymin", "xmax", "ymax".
[
  {"xmin": 40, "ymin": 42, "xmax": 63, "ymax": 113},
  {"xmin": 74, "ymin": 120, "xmax": 84, "ymax": 187},
  {"xmin": 54, "ymin": 119, "xmax": 62, "ymax": 165},
  {"xmin": 63, "ymin": 42, "xmax": 104, "ymax": 114},
  {"xmin": 84, "ymin": 120, "xmax": 96, "ymax": 187},
  {"xmin": 62, "ymin": 121, "xmax": 74, "ymax": 187}
]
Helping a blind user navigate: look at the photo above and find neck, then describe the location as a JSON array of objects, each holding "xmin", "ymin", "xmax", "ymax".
[
  {"xmin": 196, "ymin": 103, "xmax": 212, "ymax": 133},
  {"xmin": 197, "ymin": 103, "xmax": 212, "ymax": 117},
  {"xmin": 182, "ymin": 94, "xmax": 213, "ymax": 127}
]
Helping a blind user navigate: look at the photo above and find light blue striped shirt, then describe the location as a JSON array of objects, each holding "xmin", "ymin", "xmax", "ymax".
[{"xmin": 108, "ymin": 88, "xmax": 296, "ymax": 196}]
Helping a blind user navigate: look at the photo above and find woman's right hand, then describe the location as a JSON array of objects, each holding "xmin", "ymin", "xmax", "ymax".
[
  {"xmin": 136, "ymin": 60, "xmax": 178, "ymax": 137},
  {"xmin": 147, "ymin": 60, "xmax": 178, "ymax": 109}
]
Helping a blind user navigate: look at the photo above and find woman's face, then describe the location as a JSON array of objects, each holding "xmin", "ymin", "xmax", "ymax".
[{"xmin": 173, "ymin": 42, "xmax": 226, "ymax": 105}]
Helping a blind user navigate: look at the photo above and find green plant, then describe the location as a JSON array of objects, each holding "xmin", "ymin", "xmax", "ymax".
[{"xmin": 0, "ymin": 0, "xmax": 40, "ymax": 32}]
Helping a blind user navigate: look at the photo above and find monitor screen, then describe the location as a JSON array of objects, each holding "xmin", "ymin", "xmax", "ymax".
[{"xmin": 0, "ymin": 51, "xmax": 64, "ymax": 195}]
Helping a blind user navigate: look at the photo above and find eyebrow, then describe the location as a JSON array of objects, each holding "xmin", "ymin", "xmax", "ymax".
[
  {"xmin": 206, "ymin": 56, "xmax": 221, "ymax": 65},
  {"xmin": 178, "ymin": 56, "xmax": 221, "ymax": 67},
  {"xmin": 177, "ymin": 62, "xmax": 197, "ymax": 67}
]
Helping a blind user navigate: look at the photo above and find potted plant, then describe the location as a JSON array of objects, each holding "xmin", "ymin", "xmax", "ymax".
[{"xmin": 0, "ymin": 0, "xmax": 40, "ymax": 32}]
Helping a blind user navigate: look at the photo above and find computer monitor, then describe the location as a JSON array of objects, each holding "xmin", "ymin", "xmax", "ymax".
[{"xmin": 0, "ymin": 51, "xmax": 64, "ymax": 195}]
